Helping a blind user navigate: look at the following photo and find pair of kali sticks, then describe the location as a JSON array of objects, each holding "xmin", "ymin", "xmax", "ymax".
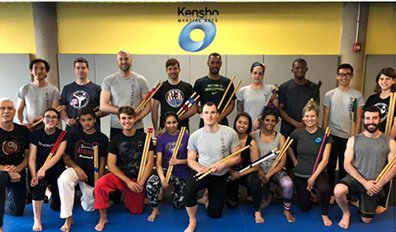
[
  {"xmin": 375, "ymin": 152, "xmax": 396, "ymax": 182},
  {"xmin": 159, "ymin": 93, "xmax": 200, "ymax": 135},
  {"xmin": 43, "ymin": 130, "xmax": 67, "ymax": 168},
  {"xmin": 135, "ymin": 82, "xmax": 163, "ymax": 113},
  {"xmin": 194, "ymin": 145, "xmax": 251, "ymax": 181},
  {"xmin": 137, "ymin": 128, "xmax": 154, "ymax": 182},
  {"xmin": 164, "ymin": 127, "xmax": 187, "ymax": 183},
  {"xmin": 31, "ymin": 105, "xmax": 63, "ymax": 128},
  {"xmin": 218, "ymin": 75, "xmax": 241, "ymax": 115},
  {"xmin": 312, "ymin": 127, "xmax": 331, "ymax": 175},
  {"xmin": 385, "ymin": 92, "xmax": 396, "ymax": 135}
]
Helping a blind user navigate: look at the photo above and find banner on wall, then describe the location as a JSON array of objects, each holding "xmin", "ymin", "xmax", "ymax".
[{"xmin": 177, "ymin": 6, "xmax": 219, "ymax": 52}]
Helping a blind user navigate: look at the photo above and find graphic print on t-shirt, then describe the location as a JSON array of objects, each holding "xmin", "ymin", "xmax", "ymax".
[
  {"xmin": 165, "ymin": 89, "xmax": 184, "ymax": 108},
  {"xmin": 1, "ymin": 139, "xmax": 20, "ymax": 155},
  {"xmin": 75, "ymin": 140, "xmax": 97, "ymax": 160},
  {"xmin": 373, "ymin": 102, "xmax": 388, "ymax": 123},
  {"xmin": 70, "ymin": 90, "xmax": 89, "ymax": 109},
  {"xmin": 118, "ymin": 140, "xmax": 142, "ymax": 177}
]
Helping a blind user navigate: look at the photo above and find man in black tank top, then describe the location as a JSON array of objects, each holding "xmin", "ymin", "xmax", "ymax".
[{"xmin": 334, "ymin": 106, "xmax": 396, "ymax": 229}]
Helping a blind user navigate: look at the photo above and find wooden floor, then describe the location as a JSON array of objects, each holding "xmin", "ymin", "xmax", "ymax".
[{"xmin": 4, "ymin": 201, "xmax": 396, "ymax": 232}]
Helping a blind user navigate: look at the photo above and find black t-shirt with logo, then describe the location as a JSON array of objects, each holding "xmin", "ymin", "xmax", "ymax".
[{"xmin": 66, "ymin": 130, "xmax": 109, "ymax": 186}]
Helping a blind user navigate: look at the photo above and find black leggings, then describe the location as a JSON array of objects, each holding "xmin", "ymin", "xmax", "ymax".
[
  {"xmin": 294, "ymin": 172, "xmax": 330, "ymax": 215},
  {"xmin": 328, "ymin": 135, "xmax": 348, "ymax": 194},
  {"xmin": 31, "ymin": 171, "xmax": 62, "ymax": 211},
  {"xmin": 226, "ymin": 172, "xmax": 263, "ymax": 211},
  {"xmin": 184, "ymin": 173, "xmax": 228, "ymax": 218}
]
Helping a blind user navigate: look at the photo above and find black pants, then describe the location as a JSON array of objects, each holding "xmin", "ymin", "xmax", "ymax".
[
  {"xmin": 226, "ymin": 172, "xmax": 264, "ymax": 211},
  {"xmin": 328, "ymin": 135, "xmax": 348, "ymax": 194},
  {"xmin": 184, "ymin": 173, "xmax": 228, "ymax": 218},
  {"xmin": 0, "ymin": 171, "xmax": 26, "ymax": 227},
  {"xmin": 31, "ymin": 171, "xmax": 62, "ymax": 211},
  {"xmin": 294, "ymin": 172, "xmax": 330, "ymax": 215}
]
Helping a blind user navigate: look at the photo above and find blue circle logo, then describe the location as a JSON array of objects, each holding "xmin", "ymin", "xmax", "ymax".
[
  {"xmin": 315, "ymin": 137, "xmax": 322, "ymax": 143},
  {"xmin": 179, "ymin": 20, "xmax": 216, "ymax": 52}
]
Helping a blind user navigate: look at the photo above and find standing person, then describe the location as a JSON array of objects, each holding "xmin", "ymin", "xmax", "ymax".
[
  {"xmin": 94, "ymin": 106, "xmax": 154, "ymax": 232},
  {"xmin": 0, "ymin": 99, "xmax": 29, "ymax": 232},
  {"xmin": 252, "ymin": 109, "xmax": 295, "ymax": 223},
  {"xmin": 194, "ymin": 53, "xmax": 236, "ymax": 128},
  {"xmin": 322, "ymin": 63, "xmax": 365, "ymax": 204},
  {"xmin": 100, "ymin": 50, "xmax": 151, "ymax": 138},
  {"xmin": 60, "ymin": 57, "xmax": 104, "ymax": 134},
  {"xmin": 17, "ymin": 59, "xmax": 60, "ymax": 130},
  {"xmin": 237, "ymin": 62, "xmax": 278, "ymax": 130},
  {"xmin": 183, "ymin": 102, "xmax": 241, "ymax": 232},
  {"xmin": 57, "ymin": 108, "xmax": 108, "ymax": 232},
  {"xmin": 364, "ymin": 67, "xmax": 396, "ymax": 213},
  {"xmin": 226, "ymin": 113, "xmax": 263, "ymax": 223},
  {"xmin": 334, "ymin": 106, "xmax": 396, "ymax": 229},
  {"xmin": 28, "ymin": 108, "xmax": 66, "ymax": 231},
  {"xmin": 278, "ymin": 58, "xmax": 319, "ymax": 176},
  {"xmin": 289, "ymin": 101, "xmax": 333, "ymax": 226},
  {"xmin": 146, "ymin": 112, "xmax": 190, "ymax": 222},
  {"xmin": 152, "ymin": 58, "xmax": 196, "ymax": 137}
]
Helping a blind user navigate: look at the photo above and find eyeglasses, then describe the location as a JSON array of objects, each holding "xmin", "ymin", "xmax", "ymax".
[
  {"xmin": 337, "ymin": 73, "xmax": 353, "ymax": 77},
  {"xmin": 44, "ymin": 115, "xmax": 58, "ymax": 120},
  {"xmin": 0, "ymin": 106, "xmax": 14, "ymax": 111}
]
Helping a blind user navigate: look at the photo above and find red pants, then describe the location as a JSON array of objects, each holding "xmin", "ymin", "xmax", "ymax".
[{"xmin": 94, "ymin": 173, "xmax": 144, "ymax": 214}]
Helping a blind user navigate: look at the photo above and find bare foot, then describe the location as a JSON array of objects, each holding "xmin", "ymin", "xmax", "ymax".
[
  {"xmin": 329, "ymin": 196, "xmax": 335, "ymax": 205},
  {"xmin": 95, "ymin": 218, "xmax": 108, "ymax": 232},
  {"xmin": 147, "ymin": 208, "xmax": 159, "ymax": 222},
  {"xmin": 60, "ymin": 217, "xmax": 73, "ymax": 232},
  {"xmin": 283, "ymin": 209, "xmax": 295, "ymax": 223},
  {"xmin": 376, "ymin": 205, "xmax": 387, "ymax": 214},
  {"xmin": 255, "ymin": 211, "xmax": 264, "ymax": 223},
  {"xmin": 338, "ymin": 213, "xmax": 350, "ymax": 229},
  {"xmin": 322, "ymin": 215, "xmax": 333, "ymax": 227},
  {"xmin": 33, "ymin": 220, "xmax": 43, "ymax": 231},
  {"xmin": 184, "ymin": 219, "xmax": 196, "ymax": 232}
]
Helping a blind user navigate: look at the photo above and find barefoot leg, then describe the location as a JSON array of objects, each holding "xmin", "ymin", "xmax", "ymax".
[
  {"xmin": 60, "ymin": 216, "xmax": 73, "ymax": 232},
  {"xmin": 283, "ymin": 209, "xmax": 295, "ymax": 223},
  {"xmin": 95, "ymin": 209, "xmax": 108, "ymax": 232},
  {"xmin": 184, "ymin": 205, "xmax": 197, "ymax": 232},
  {"xmin": 322, "ymin": 215, "xmax": 333, "ymax": 226},
  {"xmin": 32, "ymin": 200, "xmax": 43, "ymax": 231},
  {"xmin": 255, "ymin": 211, "xmax": 264, "ymax": 224},
  {"xmin": 338, "ymin": 213, "xmax": 350, "ymax": 229},
  {"xmin": 147, "ymin": 207, "xmax": 159, "ymax": 222}
]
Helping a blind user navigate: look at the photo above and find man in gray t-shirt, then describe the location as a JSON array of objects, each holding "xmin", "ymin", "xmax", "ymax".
[
  {"xmin": 16, "ymin": 59, "xmax": 60, "ymax": 130},
  {"xmin": 334, "ymin": 106, "xmax": 396, "ymax": 229},
  {"xmin": 183, "ymin": 102, "xmax": 240, "ymax": 232},
  {"xmin": 100, "ymin": 50, "xmax": 150, "ymax": 138}
]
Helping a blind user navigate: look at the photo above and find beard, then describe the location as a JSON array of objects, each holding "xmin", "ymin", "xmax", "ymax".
[
  {"xmin": 364, "ymin": 123, "xmax": 379, "ymax": 133},
  {"xmin": 119, "ymin": 64, "xmax": 131, "ymax": 72},
  {"xmin": 209, "ymin": 67, "xmax": 219, "ymax": 75}
]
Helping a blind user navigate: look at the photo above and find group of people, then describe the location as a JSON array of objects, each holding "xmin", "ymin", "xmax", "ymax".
[{"xmin": 0, "ymin": 50, "xmax": 395, "ymax": 232}]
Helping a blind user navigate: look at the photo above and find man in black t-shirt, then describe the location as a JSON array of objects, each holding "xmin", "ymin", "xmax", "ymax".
[
  {"xmin": 194, "ymin": 53, "xmax": 236, "ymax": 128},
  {"xmin": 152, "ymin": 58, "xmax": 196, "ymax": 136},
  {"xmin": 0, "ymin": 99, "xmax": 29, "ymax": 231},
  {"xmin": 94, "ymin": 106, "xmax": 154, "ymax": 231},
  {"xmin": 58, "ymin": 108, "xmax": 108, "ymax": 232}
]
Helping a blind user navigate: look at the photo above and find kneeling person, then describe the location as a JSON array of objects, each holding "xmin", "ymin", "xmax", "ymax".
[
  {"xmin": 58, "ymin": 108, "xmax": 108, "ymax": 232},
  {"xmin": 94, "ymin": 106, "xmax": 154, "ymax": 231}
]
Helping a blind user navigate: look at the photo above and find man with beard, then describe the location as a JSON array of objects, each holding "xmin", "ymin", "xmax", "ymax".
[
  {"xmin": 334, "ymin": 106, "xmax": 396, "ymax": 229},
  {"xmin": 94, "ymin": 106, "xmax": 154, "ymax": 231},
  {"xmin": 100, "ymin": 50, "xmax": 151, "ymax": 138},
  {"xmin": 278, "ymin": 58, "xmax": 320, "ymax": 175},
  {"xmin": 152, "ymin": 58, "xmax": 195, "ymax": 137},
  {"xmin": 193, "ymin": 53, "xmax": 236, "ymax": 128},
  {"xmin": 61, "ymin": 57, "xmax": 104, "ymax": 134}
]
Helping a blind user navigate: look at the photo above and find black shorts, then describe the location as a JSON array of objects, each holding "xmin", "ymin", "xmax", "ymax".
[{"xmin": 339, "ymin": 175, "xmax": 384, "ymax": 218}]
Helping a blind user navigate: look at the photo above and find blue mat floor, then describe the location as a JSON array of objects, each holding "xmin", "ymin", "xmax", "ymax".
[{"xmin": 3, "ymin": 201, "xmax": 396, "ymax": 232}]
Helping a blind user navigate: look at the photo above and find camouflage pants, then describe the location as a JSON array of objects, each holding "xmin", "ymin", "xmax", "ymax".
[{"xmin": 146, "ymin": 174, "xmax": 186, "ymax": 208}]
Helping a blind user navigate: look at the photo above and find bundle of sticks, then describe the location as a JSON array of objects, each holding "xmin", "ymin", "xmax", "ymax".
[
  {"xmin": 43, "ymin": 130, "xmax": 67, "ymax": 166},
  {"xmin": 137, "ymin": 128, "xmax": 153, "ymax": 182},
  {"xmin": 217, "ymin": 75, "xmax": 241, "ymax": 115},
  {"xmin": 237, "ymin": 149, "xmax": 279, "ymax": 174},
  {"xmin": 31, "ymin": 105, "xmax": 63, "ymax": 128},
  {"xmin": 165, "ymin": 127, "xmax": 186, "ymax": 183},
  {"xmin": 385, "ymin": 92, "xmax": 396, "ymax": 135},
  {"xmin": 311, "ymin": 127, "xmax": 331, "ymax": 175},
  {"xmin": 136, "ymin": 82, "xmax": 163, "ymax": 113},
  {"xmin": 268, "ymin": 137, "xmax": 293, "ymax": 174},
  {"xmin": 159, "ymin": 93, "xmax": 199, "ymax": 134},
  {"xmin": 93, "ymin": 145, "xmax": 99, "ymax": 183},
  {"xmin": 194, "ymin": 145, "xmax": 250, "ymax": 181},
  {"xmin": 375, "ymin": 153, "xmax": 396, "ymax": 182},
  {"xmin": 351, "ymin": 97, "xmax": 358, "ymax": 136}
]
